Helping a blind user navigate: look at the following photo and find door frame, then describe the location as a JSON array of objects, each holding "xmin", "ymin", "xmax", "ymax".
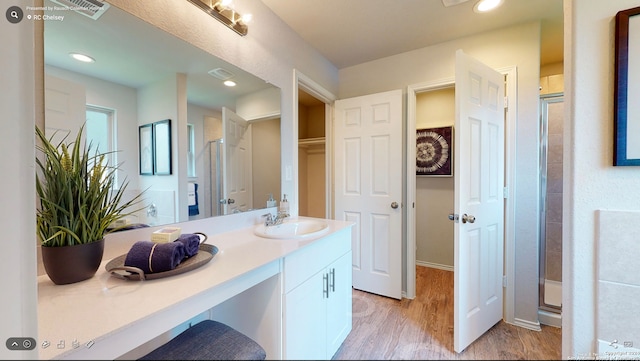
[
  {"xmin": 406, "ymin": 66, "xmax": 517, "ymax": 325},
  {"xmin": 293, "ymin": 69, "xmax": 336, "ymax": 218}
]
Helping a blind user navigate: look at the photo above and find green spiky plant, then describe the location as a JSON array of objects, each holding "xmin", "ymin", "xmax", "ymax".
[{"xmin": 35, "ymin": 124, "xmax": 145, "ymax": 247}]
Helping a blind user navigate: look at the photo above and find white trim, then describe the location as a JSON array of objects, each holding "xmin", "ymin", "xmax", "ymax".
[
  {"xmin": 514, "ymin": 317, "xmax": 542, "ymax": 331},
  {"xmin": 538, "ymin": 309, "xmax": 562, "ymax": 328},
  {"xmin": 498, "ymin": 65, "xmax": 518, "ymax": 326},
  {"xmin": 405, "ymin": 65, "xmax": 517, "ymax": 326},
  {"xmin": 416, "ymin": 260, "xmax": 454, "ymax": 272}
]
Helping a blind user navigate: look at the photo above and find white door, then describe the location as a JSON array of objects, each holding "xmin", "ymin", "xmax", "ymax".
[
  {"xmin": 44, "ymin": 74, "xmax": 86, "ymax": 143},
  {"xmin": 334, "ymin": 89, "xmax": 403, "ymax": 300},
  {"xmin": 453, "ymin": 49, "xmax": 505, "ymax": 352},
  {"xmin": 222, "ymin": 107, "xmax": 252, "ymax": 214}
]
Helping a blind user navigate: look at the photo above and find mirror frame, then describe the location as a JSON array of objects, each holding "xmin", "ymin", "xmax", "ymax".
[{"xmin": 614, "ymin": 6, "xmax": 640, "ymax": 166}]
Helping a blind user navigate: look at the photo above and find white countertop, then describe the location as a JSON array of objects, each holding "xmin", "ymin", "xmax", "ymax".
[{"xmin": 37, "ymin": 215, "xmax": 353, "ymax": 360}]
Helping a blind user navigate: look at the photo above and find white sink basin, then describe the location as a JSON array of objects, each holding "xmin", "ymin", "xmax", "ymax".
[{"xmin": 254, "ymin": 219, "xmax": 330, "ymax": 239}]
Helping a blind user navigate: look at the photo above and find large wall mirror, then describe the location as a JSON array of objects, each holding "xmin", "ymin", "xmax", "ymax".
[{"xmin": 43, "ymin": 0, "xmax": 282, "ymax": 230}]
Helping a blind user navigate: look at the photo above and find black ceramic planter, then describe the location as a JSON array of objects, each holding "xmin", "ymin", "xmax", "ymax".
[{"xmin": 41, "ymin": 239, "xmax": 105, "ymax": 285}]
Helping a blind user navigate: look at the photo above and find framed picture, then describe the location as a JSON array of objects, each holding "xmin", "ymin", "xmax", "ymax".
[
  {"xmin": 153, "ymin": 119, "xmax": 172, "ymax": 175},
  {"xmin": 614, "ymin": 6, "xmax": 640, "ymax": 166},
  {"xmin": 416, "ymin": 126, "xmax": 453, "ymax": 177},
  {"xmin": 138, "ymin": 123, "xmax": 154, "ymax": 175}
]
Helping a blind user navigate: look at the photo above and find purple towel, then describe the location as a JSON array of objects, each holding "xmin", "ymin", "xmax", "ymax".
[
  {"xmin": 124, "ymin": 241, "xmax": 185, "ymax": 274},
  {"xmin": 174, "ymin": 233, "xmax": 201, "ymax": 258}
]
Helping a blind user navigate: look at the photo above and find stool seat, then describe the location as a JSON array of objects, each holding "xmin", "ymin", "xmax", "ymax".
[{"xmin": 139, "ymin": 320, "xmax": 266, "ymax": 360}]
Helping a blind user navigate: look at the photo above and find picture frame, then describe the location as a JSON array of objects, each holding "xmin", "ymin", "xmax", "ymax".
[
  {"xmin": 614, "ymin": 6, "xmax": 640, "ymax": 166},
  {"xmin": 153, "ymin": 119, "xmax": 172, "ymax": 175},
  {"xmin": 416, "ymin": 126, "xmax": 453, "ymax": 177},
  {"xmin": 138, "ymin": 123, "xmax": 154, "ymax": 175}
]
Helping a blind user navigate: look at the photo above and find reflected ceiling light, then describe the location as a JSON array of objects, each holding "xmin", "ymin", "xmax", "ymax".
[
  {"xmin": 69, "ymin": 52, "xmax": 95, "ymax": 63},
  {"xmin": 473, "ymin": 0, "xmax": 503, "ymax": 13},
  {"xmin": 223, "ymin": 80, "xmax": 237, "ymax": 87},
  {"xmin": 186, "ymin": 0, "xmax": 250, "ymax": 36}
]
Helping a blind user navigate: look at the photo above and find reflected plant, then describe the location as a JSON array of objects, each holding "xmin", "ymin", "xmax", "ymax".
[{"xmin": 35, "ymin": 124, "xmax": 145, "ymax": 247}]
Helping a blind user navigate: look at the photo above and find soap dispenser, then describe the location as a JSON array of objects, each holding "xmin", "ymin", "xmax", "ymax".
[
  {"xmin": 279, "ymin": 194, "xmax": 289, "ymax": 214},
  {"xmin": 266, "ymin": 193, "xmax": 276, "ymax": 208}
]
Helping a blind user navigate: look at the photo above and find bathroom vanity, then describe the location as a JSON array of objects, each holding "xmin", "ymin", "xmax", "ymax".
[{"xmin": 37, "ymin": 210, "xmax": 354, "ymax": 360}]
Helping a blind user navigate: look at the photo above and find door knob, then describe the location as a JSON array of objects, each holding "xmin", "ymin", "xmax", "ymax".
[
  {"xmin": 391, "ymin": 201, "xmax": 399, "ymax": 209},
  {"xmin": 227, "ymin": 198, "xmax": 235, "ymax": 204},
  {"xmin": 461, "ymin": 214, "xmax": 476, "ymax": 223},
  {"xmin": 448, "ymin": 213, "xmax": 458, "ymax": 221}
]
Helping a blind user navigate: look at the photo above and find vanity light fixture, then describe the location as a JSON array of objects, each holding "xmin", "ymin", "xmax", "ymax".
[
  {"xmin": 473, "ymin": 0, "xmax": 503, "ymax": 13},
  {"xmin": 186, "ymin": 0, "xmax": 251, "ymax": 36},
  {"xmin": 69, "ymin": 52, "xmax": 95, "ymax": 63}
]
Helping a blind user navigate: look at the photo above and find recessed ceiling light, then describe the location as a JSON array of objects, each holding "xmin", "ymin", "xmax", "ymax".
[
  {"xmin": 223, "ymin": 80, "xmax": 237, "ymax": 87},
  {"xmin": 69, "ymin": 52, "xmax": 95, "ymax": 63},
  {"xmin": 473, "ymin": 0, "xmax": 503, "ymax": 13}
]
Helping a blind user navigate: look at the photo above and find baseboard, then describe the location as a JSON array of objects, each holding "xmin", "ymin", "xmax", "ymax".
[
  {"xmin": 538, "ymin": 309, "xmax": 562, "ymax": 328},
  {"xmin": 512, "ymin": 317, "xmax": 542, "ymax": 331},
  {"xmin": 416, "ymin": 260, "xmax": 454, "ymax": 272}
]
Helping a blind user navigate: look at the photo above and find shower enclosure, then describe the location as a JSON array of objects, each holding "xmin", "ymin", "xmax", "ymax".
[
  {"xmin": 209, "ymin": 139, "xmax": 224, "ymax": 217},
  {"xmin": 538, "ymin": 93, "xmax": 564, "ymax": 326}
]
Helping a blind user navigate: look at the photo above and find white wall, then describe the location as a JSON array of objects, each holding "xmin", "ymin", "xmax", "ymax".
[
  {"xmin": 137, "ymin": 73, "xmax": 185, "ymax": 223},
  {"xmin": 565, "ymin": 0, "xmax": 640, "ymax": 358},
  {"xmin": 339, "ymin": 21, "xmax": 543, "ymax": 326},
  {"xmin": 0, "ymin": 0, "xmax": 40, "ymax": 358}
]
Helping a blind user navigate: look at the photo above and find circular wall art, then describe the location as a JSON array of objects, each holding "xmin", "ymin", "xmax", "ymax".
[{"xmin": 416, "ymin": 126, "xmax": 453, "ymax": 176}]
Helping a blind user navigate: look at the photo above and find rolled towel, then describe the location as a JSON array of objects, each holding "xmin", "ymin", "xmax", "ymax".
[
  {"xmin": 124, "ymin": 241, "xmax": 185, "ymax": 274},
  {"xmin": 175, "ymin": 233, "xmax": 201, "ymax": 258}
]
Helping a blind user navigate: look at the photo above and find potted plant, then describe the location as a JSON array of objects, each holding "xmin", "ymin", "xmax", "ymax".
[{"xmin": 36, "ymin": 124, "xmax": 144, "ymax": 285}]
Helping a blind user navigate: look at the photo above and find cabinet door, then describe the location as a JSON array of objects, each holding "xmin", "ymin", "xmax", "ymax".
[
  {"xmin": 284, "ymin": 270, "xmax": 327, "ymax": 360},
  {"xmin": 325, "ymin": 251, "xmax": 353, "ymax": 358}
]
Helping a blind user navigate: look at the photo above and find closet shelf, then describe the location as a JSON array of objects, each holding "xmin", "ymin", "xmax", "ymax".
[{"xmin": 298, "ymin": 137, "xmax": 325, "ymax": 146}]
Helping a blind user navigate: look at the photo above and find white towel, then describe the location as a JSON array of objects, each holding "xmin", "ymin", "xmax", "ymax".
[{"xmin": 187, "ymin": 183, "xmax": 196, "ymax": 206}]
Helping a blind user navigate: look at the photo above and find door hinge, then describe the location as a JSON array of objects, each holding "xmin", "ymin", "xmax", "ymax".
[
  {"xmin": 503, "ymin": 186, "xmax": 509, "ymax": 199},
  {"xmin": 502, "ymin": 275, "xmax": 507, "ymax": 288},
  {"xmin": 504, "ymin": 96, "xmax": 508, "ymax": 109}
]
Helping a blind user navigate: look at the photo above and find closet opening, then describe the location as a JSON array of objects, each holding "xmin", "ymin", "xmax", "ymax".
[
  {"xmin": 297, "ymin": 88, "xmax": 327, "ymax": 218},
  {"xmin": 415, "ymin": 86, "xmax": 456, "ymax": 273},
  {"xmin": 293, "ymin": 70, "xmax": 335, "ymax": 220}
]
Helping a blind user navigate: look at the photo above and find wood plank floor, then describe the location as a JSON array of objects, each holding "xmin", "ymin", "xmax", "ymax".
[{"xmin": 332, "ymin": 266, "xmax": 562, "ymax": 360}]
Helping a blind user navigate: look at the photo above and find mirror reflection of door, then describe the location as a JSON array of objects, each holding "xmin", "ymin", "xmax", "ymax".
[
  {"xmin": 222, "ymin": 107, "xmax": 252, "ymax": 214},
  {"xmin": 44, "ymin": 75, "xmax": 86, "ymax": 145}
]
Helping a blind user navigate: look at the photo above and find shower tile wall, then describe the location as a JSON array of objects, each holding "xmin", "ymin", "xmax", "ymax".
[{"xmin": 545, "ymin": 100, "xmax": 564, "ymax": 282}]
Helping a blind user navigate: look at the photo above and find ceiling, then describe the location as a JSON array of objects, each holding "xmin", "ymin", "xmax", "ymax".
[
  {"xmin": 43, "ymin": 0, "xmax": 276, "ymax": 110},
  {"xmin": 260, "ymin": 0, "xmax": 564, "ymax": 69}
]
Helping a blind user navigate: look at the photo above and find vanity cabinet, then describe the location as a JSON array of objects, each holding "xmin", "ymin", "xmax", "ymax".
[{"xmin": 282, "ymin": 227, "xmax": 352, "ymax": 360}]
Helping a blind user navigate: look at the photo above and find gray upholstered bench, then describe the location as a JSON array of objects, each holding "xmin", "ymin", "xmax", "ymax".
[{"xmin": 138, "ymin": 320, "xmax": 266, "ymax": 360}]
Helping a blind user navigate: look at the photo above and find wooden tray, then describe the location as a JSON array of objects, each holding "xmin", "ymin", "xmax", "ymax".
[{"xmin": 105, "ymin": 234, "xmax": 218, "ymax": 281}]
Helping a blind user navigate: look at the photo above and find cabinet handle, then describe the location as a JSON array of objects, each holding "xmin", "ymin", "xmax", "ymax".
[
  {"xmin": 323, "ymin": 273, "xmax": 329, "ymax": 298},
  {"xmin": 330, "ymin": 268, "xmax": 335, "ymax": 292}
]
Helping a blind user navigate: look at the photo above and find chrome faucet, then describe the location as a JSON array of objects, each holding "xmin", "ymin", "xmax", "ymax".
[{"xmin": 262, "ymin": 211, "xmax": 289, "ymax": 226}]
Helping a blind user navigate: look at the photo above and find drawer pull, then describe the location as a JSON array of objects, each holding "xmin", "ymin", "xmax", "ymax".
[
  {"xmin": 330, "ymin": 268, "xmax": 335, "ymax": 292},
  {"xmin": 323, "ymin": 273, "xmax": 329, "ymax": 298}
]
